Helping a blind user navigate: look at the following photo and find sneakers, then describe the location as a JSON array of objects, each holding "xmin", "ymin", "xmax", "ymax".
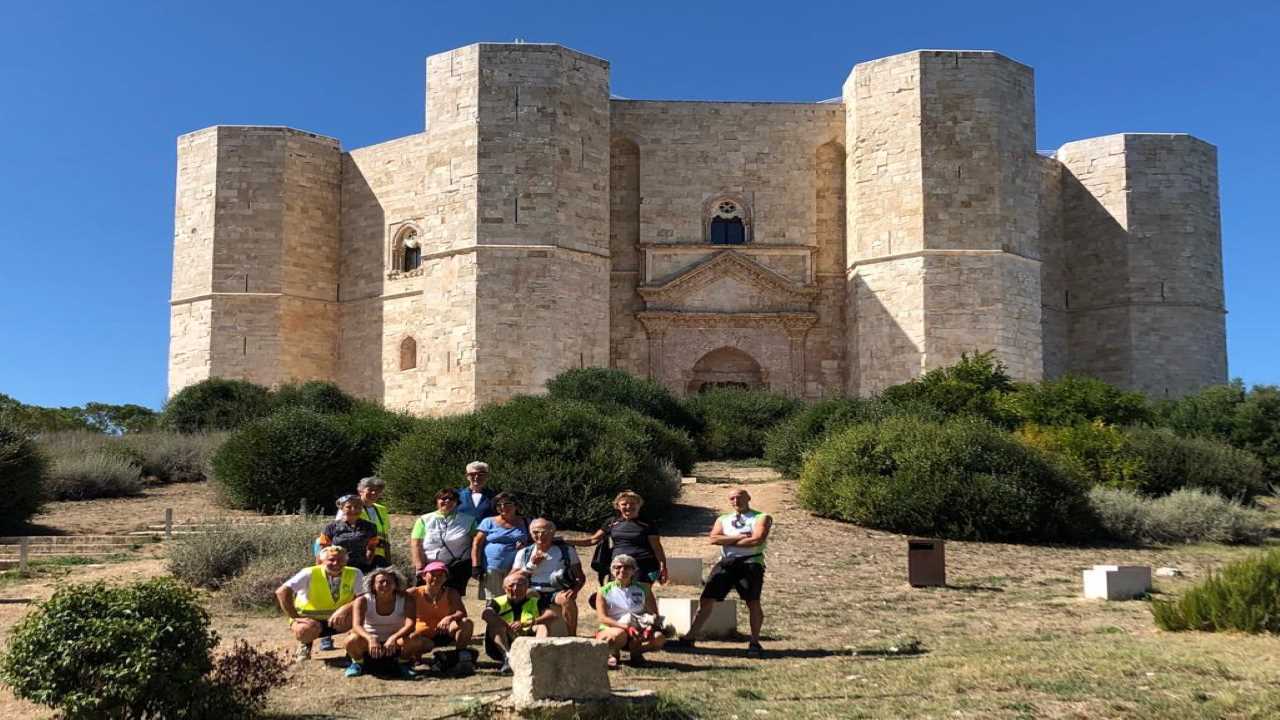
[
  {"xmin": 498, "ymin": 659, "xmax": 513, "ymax": 676},
  {"xmin": 746, "ymin": 641, "xmax": 764, "ymax": 658},
  {"xmin": 344, "ymin": 661, "xmax": 364, "ymax": 678},
  {"xmin": 293, "ymin": 642, "xmax": 312, "ymax": 662},
  {"xmin": 455, "ymin": 650, "xmax": 476, "ymax": 677},
  {"xmin": 395, "ymin": 662, "xmax": 417, "ymax": 680},
  {"xmin": 318, "ymin": 636, "xmax": 335, "ymax": 652}
]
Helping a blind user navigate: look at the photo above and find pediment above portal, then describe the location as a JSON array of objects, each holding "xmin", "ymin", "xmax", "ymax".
[{"xmin": 637, "ymin": 250, "xmax": 818, "ymax": 314}]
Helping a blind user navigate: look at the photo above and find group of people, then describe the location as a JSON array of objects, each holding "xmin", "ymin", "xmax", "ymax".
[{"xmin": 273, "ymin": 461, "xmax": 774, "ymax": 679}]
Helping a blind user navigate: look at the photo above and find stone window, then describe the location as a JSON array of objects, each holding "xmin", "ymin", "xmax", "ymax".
[
  {"xmin": 399, "ymin": 337, "xmax": 417, "ymax": 371},
  {"xmin": 390, "ymin": 225, "xmax": 424, "ymax": 275},
  {"xmin": 704, "ymin": 196, "xmax": 751, "ymax": 245}
]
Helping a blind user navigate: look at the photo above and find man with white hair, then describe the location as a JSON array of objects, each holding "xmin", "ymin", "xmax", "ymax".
[
  {"xmin": 511, "ymin": 518, "xmax": 585, "ymax": 634},
  {"xmin": 456, "ymin": 461, "xmax": 496, "ymax": 519},
  {"xmin": 275, "ymin": 545, "xmax": 364, "ymax": 662}
]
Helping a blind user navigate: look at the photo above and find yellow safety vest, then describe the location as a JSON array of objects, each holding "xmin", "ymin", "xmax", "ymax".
[
  {"xmin": 295, "ymin": 566, "xmax": 358, "ymax": 619},
  {"xmin": 363, "ymin": 502, "xmax": 390, "ymax": 558},
  {"xmin": 493, "ymin": 592, "xmax": 542, "ymax": 627}
]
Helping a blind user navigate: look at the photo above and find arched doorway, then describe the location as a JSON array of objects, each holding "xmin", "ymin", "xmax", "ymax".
[{"xmin": 687, "ymin": 347, "xmax": 765, "ymax": 394}]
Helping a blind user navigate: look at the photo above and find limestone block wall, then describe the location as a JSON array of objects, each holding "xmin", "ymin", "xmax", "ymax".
[
  {"xmin": 845, "ymin": 50, "xmax": 1043, "ymax": 394},
  {"xmin": 168, "ymin": 126, "xmax": 341, "ymax": 395},
  {"xmin": 1057, "ymin": 133, "xmax": 1226, "ymax": 396},
  {"xmin": 610, "ymin": 100, "xmax": 846, "ymax": 397},
  {"xmin": 1037, "ymin": 155, "xmax": 1069, "ymax": 379}
]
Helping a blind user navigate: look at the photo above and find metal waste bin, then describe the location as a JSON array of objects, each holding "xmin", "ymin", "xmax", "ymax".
[{"xmin": 907, "ymin": 538, "xmax": 945, "ymax": 587}]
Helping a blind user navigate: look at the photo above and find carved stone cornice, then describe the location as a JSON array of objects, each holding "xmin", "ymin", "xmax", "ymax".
[
  {"xmin": 637, "ymin": 311, "xmax": 818, "ymax": 331},
  {"xmin": 637, "ymin": 250, "xmax": 818, "ymax": 311}
]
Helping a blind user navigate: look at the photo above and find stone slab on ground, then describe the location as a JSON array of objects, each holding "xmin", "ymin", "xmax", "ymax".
[
  {"xmin": 1082, "ymin": 565, "xmax": 1152, "ymax": 600},
  {"xmin": 659, "ymin": 597, "xmax": 737, "ymax": 638},
  {"xmin": 665, "ymin": 557, "xmax": 703, "ymax": 586},
  {"xmin": 509, "ymin": 637, "xmax": 611, "ymax": 706}
]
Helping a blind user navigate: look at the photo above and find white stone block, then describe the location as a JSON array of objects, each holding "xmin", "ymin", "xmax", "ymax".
[
  {"xmin": 665, "ymin": 557, "xmax": 703, "ymax": 586},
  {"xmin": 1082, "ymin": 565, "xmax": 1152, "ymax": 600},
  {"xmin": 509, "ymin": 637, "xmax": 611, "ymax": 706},
  {"xmin": 658, "ymin": 597, "xmax": 737, "ymax": 639}
]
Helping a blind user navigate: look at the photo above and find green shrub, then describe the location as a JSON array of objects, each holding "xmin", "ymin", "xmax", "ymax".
[
  {"xmin": 1156, "ymin": 382, "xmax": 1280, "ymax": 486},
  {"xmin": 1090, "ymin": 487, "xmax": 1268, "ymax": 545},
  {"xmin": 684, "ymin": 388, "xmax": 802, "ymax": 460},
  {"xmin": 167, "ymin": 520, "xmax": 319, "ymax": 590},
  {"xmin": 0, "ymin": 578, "xmax": 217, "ymax": 719},
  {"xmin": 764, "ymin": 397, "xmax": 940, "ymax": 478},
  {"xmin": 380, "ymin": 396, "xmax": 681, "ymax": 529},
  {"xmin": 44, "ymin": 453, "xmax": 144, "ymax": 501},
  {"xmin": 1016, "ymin": 422, "xmax": 1145, "ymax": 490},
  {"xmin": 195, "ymin": 641, "xmax": 290, "ymax": 720},
  {"xmin": 622, "ymin": 409, "xmax": 697, "ymax": 475},
  {"xmin": 271, "ymin": 380, "xmax": 357, "ymax": 415},
  {"xmin": 799, "ymin": 415, "xmax": 1095, "ymax": 542},
  {"xmin": 0, "ymin": 421, "xmax": 45, "ymax": 529},
  {"xmin": 879, "ymin": 351, "xmax": 1017, "ymax": 428},
  {"xmin": 1124, "ymin": 426, "xmax": 1266, "ymax": 500},
  {"xmin": 547, "ymin": 367, "xmax": 703, "ymax": 435},
  {"xmin": 211, "ymin": 408, "xmax": 363, "ymax": 512},
  {"xmin": 120, "ymin": 431, "xmax": 226, "ymax": 484},
  {"xmin": 1002, "ymin": 375, "xmax": 1151, "ymax": 427},
  {"xmin": 331, "ymin": 402, "xmax": 420, "ymax": 475},
  {"xmin": 163, "ymin": 378, "xmax": 274, "ymax": 433},
  {"xmin": 1152, "ymin": 549, "xmax": 1280, "ymax": 633}
]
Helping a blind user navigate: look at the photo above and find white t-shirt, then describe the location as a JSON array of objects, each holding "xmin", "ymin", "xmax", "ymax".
[
  {"xmin": 600, "ymin": 580, "xmax": 647, "ymax": 621},
  {"xmin": 283, "ymin": 567, "xmax": 365, "ymax": 608},
  {"xmin": 471, "ymin": 491, "xmax": 484, "ymax": 509},
  {"xmin": 512, "ymin": 543, "xmax": 580, "ymax": 588}
]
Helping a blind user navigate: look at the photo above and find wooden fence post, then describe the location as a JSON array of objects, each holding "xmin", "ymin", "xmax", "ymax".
[
  {"xmin": 18, "ymin": 537, "xmax": 28, "ymax": 574},
  {"xmin": 164, "ymin": 508, "xmax": 173, "ymax": 540}
]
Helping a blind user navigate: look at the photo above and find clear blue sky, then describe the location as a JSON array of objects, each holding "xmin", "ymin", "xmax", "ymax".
[{"xmin": 1, "ymin": 1, "xmax": 1276, "ymax": 409}]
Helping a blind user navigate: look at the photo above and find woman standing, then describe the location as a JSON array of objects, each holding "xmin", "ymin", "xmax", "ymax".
[
  {"xmin": 318, "ymin": 494, "xmax": 380, "ymax": 572},
  {"xmin": 471, "ymin": 492, "xmax": 531, "ymax": 600},
  {"xmin": 410, "ymin": 489, "xmax": 477, "ymax": 595},
  {"xmin": 345, "ymin": 568, "xmax": 417, "ymax": 679},
  {"xmin": 594, "ymin": 554, "xmax": 666, "ymax": 668},
  {"xmin": 573, "ymin": 490, "xmax": 668, "ymax": 585}
]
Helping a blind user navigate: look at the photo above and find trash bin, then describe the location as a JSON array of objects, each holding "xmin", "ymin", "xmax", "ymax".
[{"xmin": 907, "ymin": 538, "xmax": 945, "ymax": 587}]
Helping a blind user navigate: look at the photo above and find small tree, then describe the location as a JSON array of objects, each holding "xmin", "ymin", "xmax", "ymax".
[
  {"xmin": 0, "ymin": 421, "xmax": 45, "ymax": 529},
  {"xmin": 880, "ymin": 351, "xmax": 1017, "ymax": 427},
  {"xmin": 163, "ymin": 378, "xmax": 274, "ymax": 433}
]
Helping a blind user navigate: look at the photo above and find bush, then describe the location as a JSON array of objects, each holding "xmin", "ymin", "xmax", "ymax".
[
  {"xmin": 272, "ymin": 380, "xmax": 357, "ymax": 415},
  {"xmin": 1156, "ymin": 382, "xmax": 1280, "ymax": 486},
  {"xmin": 683, "ymin": 388, "xmax": 802, "ymax": 460},
  {"xmin": 331, "ymin": 402, "xmax": 420, "ymax": 476},
  {"xmin": 0, "ymin": 421, "xmax": 45, "ymax": 529},
  {"xmin": 211, "ymin": 408, "xmax": 363, "ymax": 512},
  {"xmin": 1016, "ymin": 422, "xmax": 1145, "ymax": 490},
  {"xmin": 1090, "ymin": 487, "xmax": 1269, "ymax": 545},
  {"xmin": 1152, "ymin": 549, "xmax": 1280, "ymax": 633},
  {"xmin": 764, "ymin": 397, "xmax": 940, "ymax": 478},
  {"xmin": 44, "ymin": 453, "xmax": 144, "ymax": 501},
  {"xmin": 547, "ymin": 367, "xmax": 703, "ymax": 435},
  {"xmin": 0, "ymin": 578, "xmax": 217, "ymax": 719},
  {"xmin": 1124, "ymin": 426, "xmax": 1266, "ymax": 500},
  {"xmin": 880, "ymin": 351, "xmax": 1017, "ymax": 428},
  {"xmin": 380, "ymin": 396, "xmax": 681, "ymax": 529},
  {"xmin": 163, "ymin": 378, "xmax": 273, "ymax": 433},
  {"xmin": 799, "ymin": 415, "xmax": 1096, "ymax": 542},
  {"xmin": 167, "ymin": 520, "xmax": 319, "ymax": 590},
  {"xmin": 195, "ymin": 641, "xmax": 290, "ymax": 720},
  {"xmin": 1002, "ymin": 375, "xmax": 1151, "ymax": 427},
  {"xmin": 121, "ymin": 431, "xmax": 226, "ymax": 484},
  {"xmin": 622, "ymin": 410, "xmax": 697, "ymax": 476}
]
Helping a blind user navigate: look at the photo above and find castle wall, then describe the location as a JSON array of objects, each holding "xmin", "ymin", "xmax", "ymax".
[
  {"xmin": 1038, "ymin": 155, "xmax": 1069, "ymax": 380},
  {"xmin": 169, "ymin": 128, "xmax": 219, "ymax": 393},
  {"xmin": 609, "ymin": 100, "xmax": 847, "ymax": 397}
]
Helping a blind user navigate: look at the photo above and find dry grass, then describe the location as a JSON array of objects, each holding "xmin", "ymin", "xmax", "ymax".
[{"xmin": 2, "ymin": 469, "xmax": 1280, "ymax": 718}]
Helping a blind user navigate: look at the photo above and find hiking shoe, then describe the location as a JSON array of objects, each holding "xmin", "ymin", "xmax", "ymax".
[
  {"xmin": 344, "ymin": 661, "xmax": 364, "ymax": 678},
  {"xmin": 498, "ymin": 659, "xmax": 513, "ymax": 676},
  {"xmin": 293, "ymin": 642, "xmax": 312, "ymax": 662},
  {"xmin": 396, "ymin": 662, "xmax": 417, "ymax": 680},
  {"xmin": 318, "ymin": 636, "xmax": 335, "ymax": 652},
  {"xmin": 746, "ymin": 641, "xmax": 764, "ymax": 658},
  {"xmin": 629, "ymin": 651, "xmax": 647, "ymax": 667},
  {"xmin": 455, "ymin": 649, "xmax": 476, "ymax": 676}
]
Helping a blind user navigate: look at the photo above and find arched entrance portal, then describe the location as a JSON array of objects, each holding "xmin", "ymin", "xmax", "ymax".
[{"xmin": 687, "ymin": 347, "xmax": 765, "ymax": 394}]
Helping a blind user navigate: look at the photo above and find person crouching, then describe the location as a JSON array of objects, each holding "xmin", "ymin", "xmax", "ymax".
[
  {"xmin": 276, "ymin": 545, "xmax": 363, "ymax": 662},
  {"xmin": 480, "ymin": 571, "xmax": 564, "ymax": 675},
  {"xmin": 594, "ymin": 554, "xmax": 666, "ymax": 668},
  {"xmin": 345, "ymin": 567, "xmax": 417, "ymax": 679}
]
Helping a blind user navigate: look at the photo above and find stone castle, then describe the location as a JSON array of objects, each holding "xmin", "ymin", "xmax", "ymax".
[{"xmin": 169, "ymin": 43, "xmax": 1227, "ymax": 415}]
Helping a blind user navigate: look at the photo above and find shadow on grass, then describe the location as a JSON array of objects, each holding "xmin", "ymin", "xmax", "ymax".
[
  {"xmin": 665, "ymin": 646, "xmax": 852, "ymax": 660},
  {"xmin": 943, "ymin": 583, "xmax": 1005, "ymax": 593},
  {"xmin": 624, "ymin": 658, "xmax": 751, "ymax": 672},
  {"xmin": 2, "ymin": 522, "xmax": 69, "ymax": 537}
]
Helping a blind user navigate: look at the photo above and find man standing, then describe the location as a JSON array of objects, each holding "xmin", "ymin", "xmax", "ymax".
[
  {"xmin": 674, "ymin": 487, "xmax": 772, "ymax": 658},
  {"xmin": 511, "ymin": 518, "xmax": 585, "ymax": 635},
  {"xmin": 456, "ymin": 461, "xmax": 496, "ymax": 520}
]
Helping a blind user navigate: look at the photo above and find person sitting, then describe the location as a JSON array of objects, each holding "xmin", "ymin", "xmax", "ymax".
[
  {"xmin": 570, "ymin": 490, "xmax": 669, "ymax": 586},
  {"xmin": 456, "ymin": 460, "xmax": 497, "ymax": 519},
  {"xmin": 333, "ymin": 476, "xmax": 392, "ymax": 567},
  {"xmin": 410, "ymin": 489, "xmax": 477, "ymax": 595},
  {"xmin": 594, "ymin": 554, "xmax": 666, "ymax": 668},
  {"xmin": 275, "ymin": 545, "xmax": 363, "ymax": 662},
  {"xmin": 345, "ymin": 568, "xmax": 417, "ymax": 679},
  {"xmin": 480, "ymin": 571, "xmax": 563, "ymax": 675},
  {"xmin": 406, "ymin": 561, "xmax": 476, "ymax": 675},
  {"xmin": 318, "ymin": 494, "xmax": 380, "ymax": 572},
  {"xmin": 511, "ymin": 518, "xmax": 585, "ymax": 635},
  {"xmin": 471, "ymin": 492, "xmax": 531, "ymax": 601}
]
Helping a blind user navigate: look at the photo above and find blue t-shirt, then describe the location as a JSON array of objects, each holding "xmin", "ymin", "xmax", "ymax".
[{"xmin": 477, "ymin": 516, "xmax": 531, "ymax": 571}]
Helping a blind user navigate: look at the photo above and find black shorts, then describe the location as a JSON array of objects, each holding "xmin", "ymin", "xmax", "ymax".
[
  {"xmin": 298, "ymin": 618, "xmax": 341, "ymax": 637},
  {"xmin": 428, "ymin": 630, "xmax": 454, "ymax": 647},
  {"xmin": 636, "ymin": 557, "xmax": 661, "ymax": 585},
  {"xmin": 485, "ymin": 628, "xmax": 533, "ymax": 661},
  {"xmin": 444, "ymin": 559, "xmax": 471, "ymax": 595},
  {"xmin": 701, "ymin": 559, "xmax": 765, "ymax": 602}
]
